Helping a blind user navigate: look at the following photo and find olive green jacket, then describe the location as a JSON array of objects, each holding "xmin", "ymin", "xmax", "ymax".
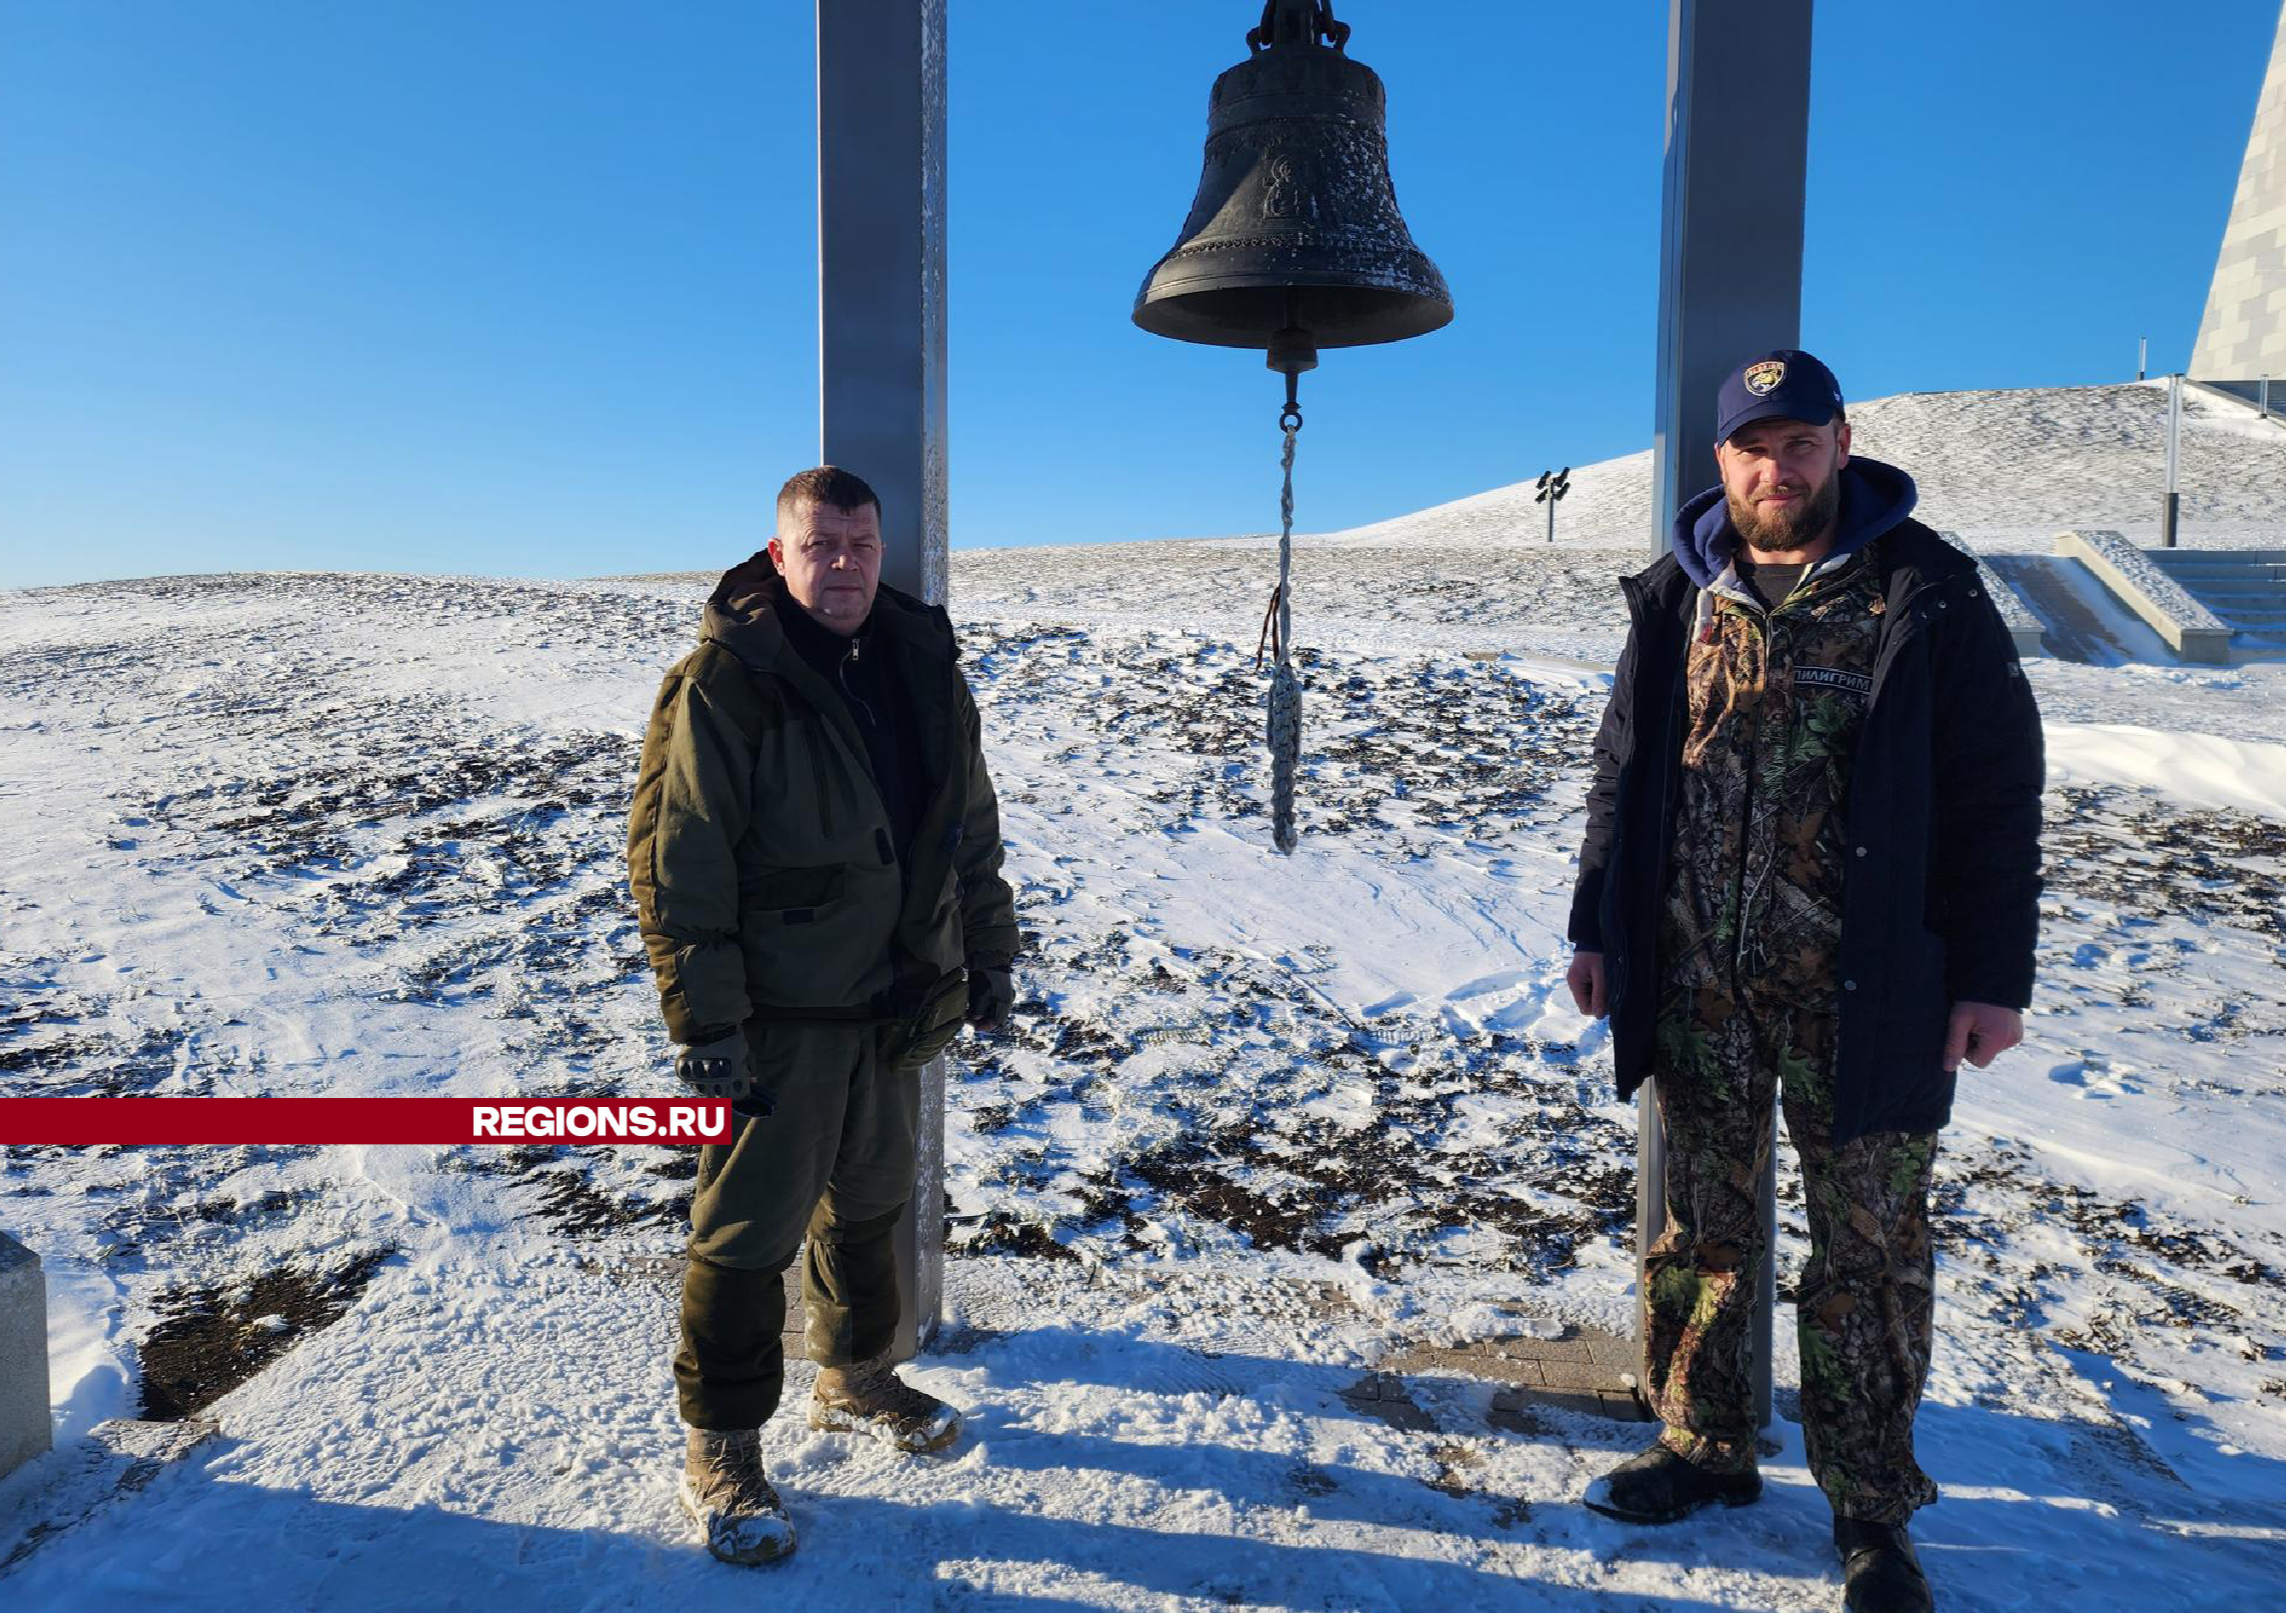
[{"xmin": 627, "ymin": 556, "xmax": 1019, "ymax": 1045}]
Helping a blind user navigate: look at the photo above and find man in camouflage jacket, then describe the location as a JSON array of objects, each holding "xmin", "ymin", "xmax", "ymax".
[
  {"xmin": 1565, "ymin": 352, "xmax": 2043, "ymax": 1613},
  {"xmin": 628, "ymin": 466, "xmax": 1019, "ymax": 1565}
]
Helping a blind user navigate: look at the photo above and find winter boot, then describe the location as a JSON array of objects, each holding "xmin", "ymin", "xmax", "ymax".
[
  {"xmin": 1835, "ymin": 1517, "xmax": 1933, "ymax": 1612},
  {"xmin": 679, "ymin": 1427, "xmax": 796, "ymax": 1566},
  {"xmin": 1583, "ymin": 1442, "xmax": 1762, "ymax": 1524},
  {"xmin": 808, "ymin": 1353, "xmax": 963, "ymax": 1453}
]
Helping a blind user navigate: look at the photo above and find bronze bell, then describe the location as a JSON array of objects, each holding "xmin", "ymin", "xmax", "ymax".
[{"xmin": 1134, "ymin": 0, "xmax": 1453, "ymax": 368}]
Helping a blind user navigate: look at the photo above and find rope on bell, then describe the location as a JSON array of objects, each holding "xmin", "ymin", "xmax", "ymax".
[{"xmin": 1268, "ymin": 392, "xmax": 1303, "ymax": 855}]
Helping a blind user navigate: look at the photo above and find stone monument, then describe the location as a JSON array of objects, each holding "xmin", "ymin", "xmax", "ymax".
[{"xmin": 2192, "ymin": 3, "xmax": 2286, "ymax": 377}]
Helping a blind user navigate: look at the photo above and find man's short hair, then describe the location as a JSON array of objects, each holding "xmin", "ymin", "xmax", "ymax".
[{"xmin": 777, "ymin": 466, "xmax": 881, "ymax": 524}]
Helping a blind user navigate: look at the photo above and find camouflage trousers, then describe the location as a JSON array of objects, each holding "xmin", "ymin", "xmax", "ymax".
[{"xmin": 1645, "ymin": 982, "xmax": 1941, "ymax": 1524}]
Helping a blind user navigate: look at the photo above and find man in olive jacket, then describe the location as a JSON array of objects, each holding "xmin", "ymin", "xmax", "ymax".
[
  {"xmin": 628, "ymin": 466, "xmax": 1018, "ymax": 1566},
  {"xmin": 1565, "ymin": 353, "xmax": 2042, "ymax": 1613}
]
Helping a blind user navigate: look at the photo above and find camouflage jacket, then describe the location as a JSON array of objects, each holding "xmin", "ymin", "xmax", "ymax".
[
  {"xmin": 1570, "ymin": 514, "xmax": 2044, "ymax": 1144},
  {"xmin": 1660, "ymin": 547, "xmax": 1886, "ymax": 1006}
]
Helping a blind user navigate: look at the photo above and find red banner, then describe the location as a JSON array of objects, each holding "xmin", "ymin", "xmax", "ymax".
[{"xmin": 0, "ymin": 1098, "xmax": 732, "ymax": 1146}]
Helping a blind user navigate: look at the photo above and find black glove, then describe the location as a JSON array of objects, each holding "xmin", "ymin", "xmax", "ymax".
[
  {"xmin": 966, "ymin": 966, "xmax": 1014, "ymax": 1031},
  {"xmin": 674, "ymin": 1028, "xmax": 753, "ymax": 1100}
]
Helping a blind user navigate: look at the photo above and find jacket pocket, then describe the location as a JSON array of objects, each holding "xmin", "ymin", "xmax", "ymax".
[
  {"xmin": 743, "ymin": 864, "xmax": 845, "ymax": 916},
  {"xmin": 738, "ymin": 864, "xmax": 897, "ymax": 1011}
]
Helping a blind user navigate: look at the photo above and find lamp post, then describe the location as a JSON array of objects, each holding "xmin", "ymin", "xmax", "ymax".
[
  {"xmin": 2162, "ymin": 372, "xmax": 2183, "ymax": 549},
  {"xmin": 1535, "ymin": 467, "xmax": 1571, "ymax": 543}
]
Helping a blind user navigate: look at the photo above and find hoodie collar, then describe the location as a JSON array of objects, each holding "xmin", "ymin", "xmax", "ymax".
[
  {"xmin": 1670, "ymin": 457, "xmax": 1919, "ymax": 590},
  {"xmin": 698, "ymin": 550, "xmax": 945, "ymax": 673}
]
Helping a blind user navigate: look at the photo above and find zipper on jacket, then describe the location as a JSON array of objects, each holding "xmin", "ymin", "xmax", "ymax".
[
  {"xmin": 1726, "ymin": 585, "xmax": 1830, "ymax": 979},
  {"xmin": 1728, "ymin": 627, "xmax": 1760, "ymax": 985},
  {"xmin": 1723, "ymin": 598, "xmax": 1786, "ymax": 984},
  {"xmin": 838, "ymin": 640, "xmax": 877, "ymax": 732},
  {"xmin": 803, "ymin": 723, "xmax": 836, "ymax": 839},
  {"xmin": 835, "ymin": 641, "xmax": 900, "ymax": 876}
]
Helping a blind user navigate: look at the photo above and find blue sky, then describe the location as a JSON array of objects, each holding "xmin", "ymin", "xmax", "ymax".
[{"xmin": 0, "ymin": 1, "xmax": 2274, "ymax": 587}]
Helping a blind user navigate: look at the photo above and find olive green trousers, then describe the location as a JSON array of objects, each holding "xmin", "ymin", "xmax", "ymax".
[{"xmin": 674, "ymin": 1020, "xmax": 918, "ymax": 1430}]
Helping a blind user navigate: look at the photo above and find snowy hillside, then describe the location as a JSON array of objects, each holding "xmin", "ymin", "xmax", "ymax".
[
  {"xmin": 957, "ymin": 383, "xmax": 2286, "ymax": 670},
  {"xmin": 5, "ymin": 392, "xmax": 2286, "ymax": 1608},
  {"xmin": 1290, "ymin": 380, "xmax": 2286, "ymax": 553}
]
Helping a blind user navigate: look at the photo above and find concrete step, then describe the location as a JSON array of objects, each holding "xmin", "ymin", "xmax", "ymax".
[
  {"xmin": 2152, "ymin": 571, "xmax": 2286, "ymax": 589},
  {"xmin": 2189, "ymin": 584, "xmax": 2286, "ymax": 602},
  {"xmin": 2147, "ymin": 559, "xmax": 2286, "ymax": 576},
  {"xmin": 2140, "ymin": 550, "xmax": 2286, "ymax": 634},
  {"xmin": 2148, "ymin": 549, "xmax": 2286, "ymax": 567}
]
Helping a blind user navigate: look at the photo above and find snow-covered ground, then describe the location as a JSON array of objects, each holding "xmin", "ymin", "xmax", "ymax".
[{"xmin": 4, "ymin": 384, "xmax": 2286, "ymax": 1609}]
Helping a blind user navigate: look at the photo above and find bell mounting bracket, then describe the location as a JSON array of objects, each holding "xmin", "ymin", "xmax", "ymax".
[{"xmin": 1248, "ymin": 0, "xmax": 1350, "ymax": 53}]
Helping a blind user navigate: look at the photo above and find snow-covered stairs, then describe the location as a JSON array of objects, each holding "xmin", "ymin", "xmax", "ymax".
[{"xmin": 2145, "ymin": 548, "xmax": 2286, "ymax": 656}]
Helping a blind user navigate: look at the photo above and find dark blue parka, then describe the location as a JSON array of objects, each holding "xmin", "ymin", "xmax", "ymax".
[{"xmin": 1567, "ymin": 463, "xmax": 2044, "ymax": 1144}]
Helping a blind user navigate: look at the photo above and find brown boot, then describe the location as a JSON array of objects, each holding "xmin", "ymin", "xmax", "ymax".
[
  {"xmin": 808, "ymin": 1354, "xmax": 964, "ymax": 1453},
  {"xmin": 679, "ymin": 1427, "xmax": 796, "ymax": 1565}
]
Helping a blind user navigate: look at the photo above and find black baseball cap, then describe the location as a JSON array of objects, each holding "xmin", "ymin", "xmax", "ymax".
[{"xmin": 1715, "ymin": 349, "xmax": 1844, "ymax": 444}]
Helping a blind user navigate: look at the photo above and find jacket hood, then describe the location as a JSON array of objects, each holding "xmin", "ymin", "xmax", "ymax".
[
  {"xmin": 699, "ymin": 551, "xmax": 947, "ymax": 670},
  {"xmin": 1670, "ymin": 456, "xmax": 1919, "ymax": 589}
]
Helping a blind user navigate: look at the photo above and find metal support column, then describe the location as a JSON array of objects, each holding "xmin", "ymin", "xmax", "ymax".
[
  {"xmin": 817, "ymin": 0, "xmax": 950, "ymax": 1359},
  {"xmin": 2161, "ymin": 372, "xmax": 2183, "ymax": 548},
  {"xmin": 1640, "ymin": 0, "xmax": 1813, "ymax": 1432},
  {"xmin": 0, "ymin": 1232, "xmax": 50, "ymax": 1481}
]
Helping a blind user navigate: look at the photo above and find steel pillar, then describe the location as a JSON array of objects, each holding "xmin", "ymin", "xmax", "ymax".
[
  {"xmin": 2162, "ymin": 373, "xmax": 2183, "ymax": 548},
  {"xmin": 1, "ymin": 1231, "xmax": 49, "ymax": 1479},
  {"xmin": 817, "ymin": 0, "xmax": 949, "ymax": 1359},
  {"xmin": 1639, "ymin": 0, "xmax": 1813, "ymax": 1432},
  {"xmin": 818, "ymin": 0, "xmax": 949, "ymax": 604}
]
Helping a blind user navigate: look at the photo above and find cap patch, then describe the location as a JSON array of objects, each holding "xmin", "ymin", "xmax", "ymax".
[{"xmin": 1743, "ymin": 360, "xmax": 1786, "ymax": 396}]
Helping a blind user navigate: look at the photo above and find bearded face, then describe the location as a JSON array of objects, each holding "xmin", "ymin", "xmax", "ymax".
[
  {"xmin": 1715, "ymin": 417, "xmax": 1851, "ymax": 556},
  {"xmin": 1727, "ymin": 463, "xmax": 1841, "ymax": 550}
]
